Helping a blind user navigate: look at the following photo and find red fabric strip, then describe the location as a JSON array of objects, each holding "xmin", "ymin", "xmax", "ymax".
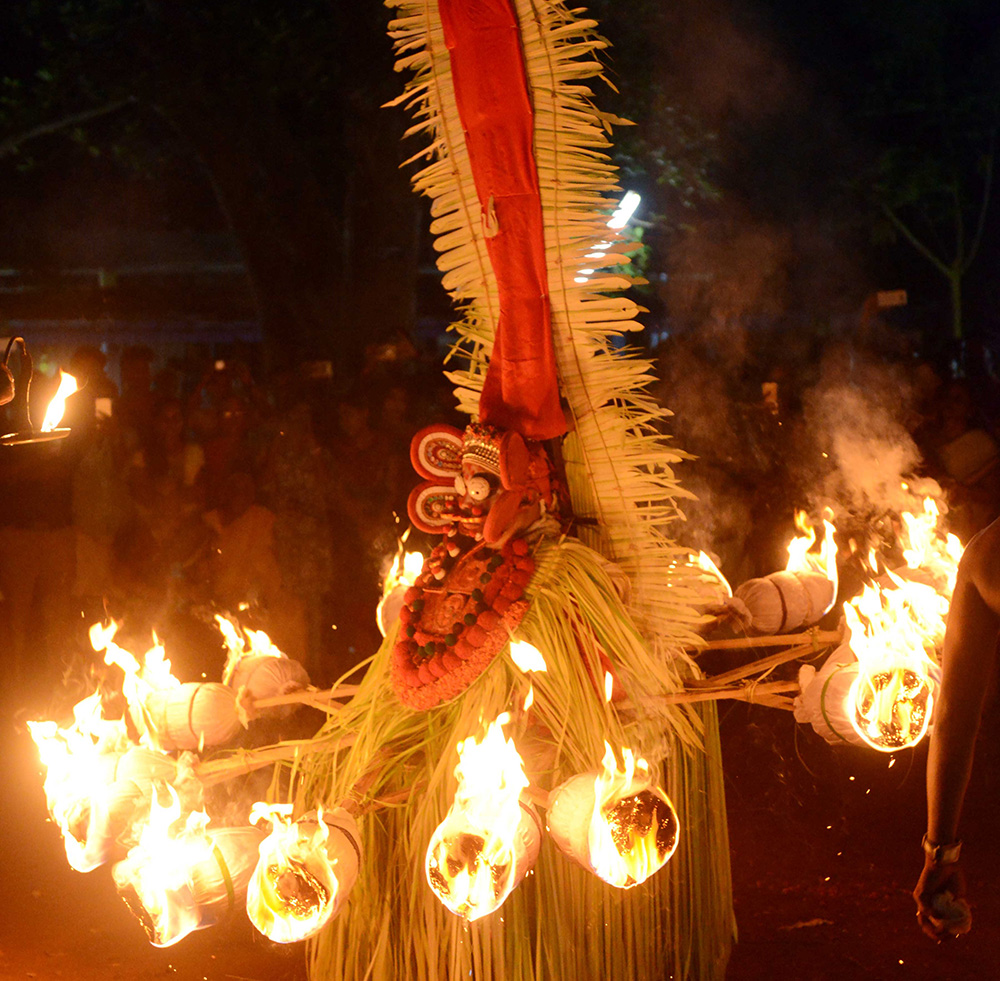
[{"xmin": 438, "ymin": 0, "xmax": 566, "ymax": 441}]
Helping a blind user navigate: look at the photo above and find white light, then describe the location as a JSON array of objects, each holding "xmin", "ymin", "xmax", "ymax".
[
  {"xmin": 585, "ymin": 252, "xmax": 607, "ymax": 260},
  {"xmin": 573, "ymin": 276, "xmax": 589, "ymax": 284},
  {"xmin": 607, "ymin": 191, "xmax": 641, "ymax": 229}
]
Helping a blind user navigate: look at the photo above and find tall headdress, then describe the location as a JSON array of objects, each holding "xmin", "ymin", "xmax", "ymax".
[{"xmin": 308, "ymin": 3, "xmax": 735, "ymax": 979}]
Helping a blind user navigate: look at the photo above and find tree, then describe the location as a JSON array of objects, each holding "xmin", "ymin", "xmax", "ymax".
[
  {"xmin": 854, "ymin": 0, "xmax": 998, "ymax": 342},
  {"xmin": 0, "ymin": 0, "xmax": 419, "ymax": 371}
]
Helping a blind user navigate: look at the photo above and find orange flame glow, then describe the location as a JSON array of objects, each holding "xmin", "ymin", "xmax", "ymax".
[
  {"xmin": 842, "ymin": 495, "xmax": 960, "ymax": 751},
  {"xmin": 587, "ymin": 743, "xmax": 679, "ymax": 888},
  {"xmin": 112, "ymin": 786, "xmax": 212, "ymax": 947},
  {"xmin": 785, "ymin": 509, "xmax": 838, "ymax": 613},
  {"xmin": 217, "ymin": 614, "xmax": 287, "ymax": 685},
  {"xmin": 695, "ymin": 550, "xmax": 732, "ymax": 599},
  {"xmin": 425, "ymin": 714, "xmax": 537, "ymax": 921},
  {"xmin": 90, "ymin": 621, "xmax": 180, "ymax": 747},
  {"xmin": 28, "ymin": 693, "xmax": 129, "ymax": 872},
  {"xmin": 246, "ymin": 804, "xmax": 333, "ymax": 943},
  {"xmin": 40, "ymin": 370, "xmax": 78, "ymax": 431},
  {"xmin": 376, "ymin": 541, "xmax": 424, "ymax": 636}
]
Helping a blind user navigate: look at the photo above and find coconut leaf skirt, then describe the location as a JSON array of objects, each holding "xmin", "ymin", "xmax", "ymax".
[{"xmin": 296, "ymin": 537, "xmax": 733, "ymax": 980}]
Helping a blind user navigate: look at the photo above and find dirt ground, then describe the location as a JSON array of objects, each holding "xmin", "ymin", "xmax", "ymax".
[{"xmin": 2, "ymin": 687, "xmax": 998, "ymax": 980}]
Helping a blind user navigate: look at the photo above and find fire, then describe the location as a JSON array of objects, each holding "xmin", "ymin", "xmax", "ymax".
[
  {"xmin": 246, "ymin": 803, "xmax": 354, "ymax": 944},
  {"xmin": 217, "ymin": 614, "xmax": 286, "ymax": 685},
  {"xmin": 587, "ymin": 743, "xmax": 679, "ymax": 889},
  {"xmin": 837, "ymin": 493, "xmax": 964, "ymax": 751},
  {"xmin": 28, "ymin": 692, "xmax": 129, "ymax": 872},
  {"xmin": 425, "ymin": 713, "xmax": 538, "ymax": 921},
  {"xmin": 377, "ymin": 540, "xmax": 424, "ymax": 636},
  {"xmin": 844, "ymin": 563, "xmax": 941, "ymax": 752},
  {"xmin": 695, "ymin": 550, "xmax": 732, "ymax": 599},
  {"xmin": 509, "ymin": 640, "xmax": 547, "ymax": 673},
  {"xmin": 112, "ymin": 785, "xmax": 212, "ymax": 947},
  {"xmin": 899, "ymin": 495, "xmax": 963, "ymax": 597},
  {"xmin": 90, "ymin": 621, "xmax": 180, "ymax": 747},
  {"xmin": 40, "ymin": 370, "xmax": 78, "ymax": 432},
  {"xmin": 785, "ymin": 509, "xmax": 838, "ymax": 609}
]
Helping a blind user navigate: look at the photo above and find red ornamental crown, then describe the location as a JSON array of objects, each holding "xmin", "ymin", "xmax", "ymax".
[{"xmin": 406, "ymin": 423, "xmax": 555, "ymax": 541}]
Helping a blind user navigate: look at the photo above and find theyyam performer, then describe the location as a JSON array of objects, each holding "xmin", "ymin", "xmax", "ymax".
[{"xmin": 289, "ymin": 1, "xmax": 734, "ymax": 978}]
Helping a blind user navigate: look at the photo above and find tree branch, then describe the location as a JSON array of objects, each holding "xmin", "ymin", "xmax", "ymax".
[
  {"xmin": 964, "ymin": 134, "xmax": 995, "ymax": 274},
  {"xmin": 880, "ymin": 202, "xmax": 953, "ymax": 280},
  {"xmin": 0, "ymin": 97, "xmax": 136, "ymax": 160}
]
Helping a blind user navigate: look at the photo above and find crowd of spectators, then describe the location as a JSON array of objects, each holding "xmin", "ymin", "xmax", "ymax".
[{"xmin": 0, "ymin": 342, "xmax": 456, "ymax": 693}]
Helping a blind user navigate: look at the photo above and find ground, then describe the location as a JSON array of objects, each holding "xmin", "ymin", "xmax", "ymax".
[{"xmin": 2, "ymin": 689, "xmax": 998, "ymax": 980}]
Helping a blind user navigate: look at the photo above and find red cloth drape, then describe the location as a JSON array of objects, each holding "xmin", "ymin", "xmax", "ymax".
[{"xmin": 438, "ymin": 0, "xmax": 567, "ymax": 441}]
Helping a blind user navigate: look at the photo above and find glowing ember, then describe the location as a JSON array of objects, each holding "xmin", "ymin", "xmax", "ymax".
[
  {"xmin": 509, "ymin": 640, "xmax": 547, "ymax": 673},
  {"xmin": 425, "ymin": 713, "xmax": 538, "ymax": 921},
  {"xmin": 40, "ymin": 370, "xmax": 78, "ymax": 432},
  {"xmin": 246, "ymin": 803, "xmax": 360, "ymax": 944},
  {"xmin": 548, "ymin": 742, "xmax": 678, "ymax": 888}
]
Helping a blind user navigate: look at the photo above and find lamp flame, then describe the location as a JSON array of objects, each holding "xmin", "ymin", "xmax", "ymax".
[{"xmin": 40, "ymin": 370, "xmax": 78, "ymax": 431}]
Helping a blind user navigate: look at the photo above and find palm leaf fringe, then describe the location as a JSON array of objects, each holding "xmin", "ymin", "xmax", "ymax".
[
  {"xmin": 302, "ymin": 538, "xmax": 730, "ymax": 980},
  {"xmin": 387, "ymin": 0, "xmax": 714, "ymax": 654}
]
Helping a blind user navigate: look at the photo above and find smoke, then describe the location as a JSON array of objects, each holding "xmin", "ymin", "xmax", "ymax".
[{"xmin": 797, "ymin": 349, "xmax": 923, "ymax": 520}]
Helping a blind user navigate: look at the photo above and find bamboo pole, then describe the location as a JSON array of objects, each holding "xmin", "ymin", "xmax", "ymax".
[
  {"xmin": 697, "ymin": 628, "xmax": 842, "ymax": 652},
  {"xmin": 250, "ymin": 684, "xmax": 361, "ymax": 711},
  {"xmin": 194, "ymin": 735, "xmax": 356, "ymax": 787},
  {"xmin": 690, "ymin": 643, "xmax": 818, "ymax": 688},
  {"xmin": 656, "ymin": 680, "xmax": 800, "ymax": 706}
]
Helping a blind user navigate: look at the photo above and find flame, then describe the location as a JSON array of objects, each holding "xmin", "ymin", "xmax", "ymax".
[
  {"xmin": 112, "ymin": 785, "xmax": 212, "ymax": 947},
  {"xmin": 217, "ymin": 614, "xmax": 286, "ymax": 685},
  {"xmin": 695, "ymin": 551, "xmax": 732, "ymax": 599},
  {"xmin": 841, "ymin": 496, "xmax": 961, "ymax": 751},
  {"xmin": 246, "ymin": 803, "xmax": 338, "ymax": 943},
  {"xmin": 509, "ymin": 640, "xmax": 547, "ymax": 673},
  {"xmin": 900, "ymin": 496, "xmax": 963, "ymax": 597},
  {"xmin": 844, "ymin": 572, "xmax": 940, "ymax": 752},
  {"xmin": 425, "ymin": 713, "xmax": 531, "ymax": 921},
  {"xmin": 381, "ymin": 540, "xmax": 424, "ymax": 598},
  {"xmin": 785, "ymin": 509, "xmax": 838, "ymax": 614},
  {"xmin": 587, "ymin": 743, "xmax": 679, "ymax": 889},
  {"xmin": 40, "ymin": 370, "xmax": 78, "ymax": 431},
  {"xmin": 28, "ymin": 693, "xmax": 129, "ymax": 872},
  {"xmin": 376, "ymin": 539, "xmax": 424, "ymax": 635},
  {"xmin": 90, "ymin": 621, "xmax": 180, "ymax": 746}
]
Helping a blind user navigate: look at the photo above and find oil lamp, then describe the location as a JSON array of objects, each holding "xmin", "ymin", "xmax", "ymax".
[{"xmin": 1, "ymin": 336, "xmax": 77, "ymax": 445}]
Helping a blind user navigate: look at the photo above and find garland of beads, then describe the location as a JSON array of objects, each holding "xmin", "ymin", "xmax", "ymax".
[{"xmin": 392, "ymin": 531, "xmax": 535, "ymax": 696}]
